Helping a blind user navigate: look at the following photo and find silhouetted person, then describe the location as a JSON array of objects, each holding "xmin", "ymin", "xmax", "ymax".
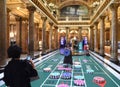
[
  {"xmin": 3, "ymin": 45, "xmax": 38, "ymax": 87},
  {"xmin": 63, "ymin": 44, "xmax": 73, "ymax": 65}
]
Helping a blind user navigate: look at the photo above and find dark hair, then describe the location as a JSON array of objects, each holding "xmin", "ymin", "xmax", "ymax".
[
  {"xmin": 7, "ymin": 45, "xmax": 22, "ymax": 58},
  {"xmin": 65, "ymin": 43, "xmax": 71, "ymax": 47}
]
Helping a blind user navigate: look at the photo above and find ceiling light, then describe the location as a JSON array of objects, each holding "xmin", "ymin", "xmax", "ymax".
[
  {"xmin": 17, "ymin": 7, "xmax": 20, "ymax": 10},
  {"xmin": 49, "ymin": 3, "xmax": 54, "ymax": 7}
]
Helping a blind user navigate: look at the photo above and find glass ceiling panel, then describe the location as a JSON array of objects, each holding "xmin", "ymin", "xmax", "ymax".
[{"xmin": 60, "ymin": 5, "xmax": 89, "ymax": 17}]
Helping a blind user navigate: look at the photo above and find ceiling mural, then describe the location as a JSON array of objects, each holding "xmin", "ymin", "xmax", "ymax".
[
  {"xmin": 6, "ymin": 0, "xmax": 120, "ymax": 27},
  {"xmin": 60, "ymin": 5, "xmax": 89, "ymax": 17}
]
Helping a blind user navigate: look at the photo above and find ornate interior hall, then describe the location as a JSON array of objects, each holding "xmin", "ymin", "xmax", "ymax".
[{"xmin": 0, "ymin": 0, "xmax": 120, "ymax": 87}]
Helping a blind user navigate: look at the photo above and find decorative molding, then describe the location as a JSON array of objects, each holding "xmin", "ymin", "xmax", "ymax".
[
  {"xmin": 27, "ymin": 5, "xmax": 36, "ymax": 12},
  {"xmin": 90, "ymin": 0, "xmax": 113, "ymax": 25},
  {"xmin": 109, "ymin": 3, "xmax": 119, "ymax": 11},
  {"xmin": 58, "ymin": 0, "xmax": 90, "ymax": 10},
  {"xmin": 31, "ymin": 0, "xmax": 57, "ymax": 24},
  {"xmin": 58, "ymin": 22, "xmax": 90, "ymax": 26},
  {"xmin": 29, "ymin": 0, "xmax": 115, "ymax": 28}
]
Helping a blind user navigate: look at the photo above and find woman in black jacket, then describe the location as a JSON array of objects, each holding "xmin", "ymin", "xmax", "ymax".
[{"xmin": 3, "ymin": 45, "xmax": 38, "ymax": 87}]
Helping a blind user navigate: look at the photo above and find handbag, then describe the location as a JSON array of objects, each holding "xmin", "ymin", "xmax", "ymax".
[
  {"xmin": 25, "ymin": 60, "xmax": 39, "ymax": 82},
  {"xmin": 30, "ymin": 75, "xmax": 39, "ymax": 81},
  {"xmin": 29, "ymin": 69, "xmax": 39, "ymax": 82}
]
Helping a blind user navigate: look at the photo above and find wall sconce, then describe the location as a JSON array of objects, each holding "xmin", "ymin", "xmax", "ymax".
[
  {"xmin": 9, "ymin": 24, "xmax": 16, "ymax": 42},
  {"xmin": 10, "ymin": 32, "xmax": 14, "ymax": 38},
  {"xmin": 73, "ymin": 36, "xmax": 77, "ymax": 40}
]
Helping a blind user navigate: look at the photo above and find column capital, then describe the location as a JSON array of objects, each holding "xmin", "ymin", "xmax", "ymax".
[
  {"xmin": 54, "ymin": 26, "xmax": 58, "ymax": 29},
  {"xmin": 49, "ymin": 22, "xmax": 53, "ymax": 26},
  {"xmin": 109, "ymin": 3, "xmax": 119, "ymax": 11},
  {"xmin": 27, "ymin": 6, "xmax": 36, "ymax": 12},
  {"xmin": 90, "ymin": 25, "xmax": 94, "ymax": 29},
  {"xmin": 7, "ymin": 8, "xmax": 11, "ymax": 13},
  {"xmin": 41, "ymin": 17, "xmax": 47, "ymax": 21},
  {"xmin": 65, "ymin": 27, "xmax": 69, "ymax": 29},
  {"xmin": 15, "ymin": 16, "xmax": 22, "ymax": 21},
  {"xmin": 35, "ymin": 23, "xmax": 39, "ymax": 27},
  {"xmin": 22, "ymin": 17, "xmax": 28, "ymax": 21},
  {"xmin": 100, "ymin": 15, "xmax": 106, "ymax": 20},
  {"xmin": 15, "ymin": 17, "xmax": 27, "ymax": 22},
  {"xmin": 94, "ymin": 22, "xmax": 99, "ymax": 25},
  {"xmin": 34, "ymin": 22, "xmax": 39, "ymax": 25},
  {"xmin": 78, "ymin": 27, "xmax": 82, "ymax": 29}
]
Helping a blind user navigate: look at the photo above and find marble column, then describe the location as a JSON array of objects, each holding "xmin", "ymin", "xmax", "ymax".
[
  {"xmin": 78, "ymin": 27, "xmax": 82, "ymax": 41},
  {"xmin": 15, "ymin": 17, "xmax": 20, "ymax": 46},
  {"xmin": 34, "ymin": 23, "xmax": 39, "ymax": 51},
  {"xmin": 37, "ymin": 27, "xmax": 40, "ymax": 50},
  {"xmin": 109, "ymin": 3, "xmax": 119, "ymax": 64},
  {"xmin": 21, "ymin": 18, "xmax": 28, "ymax": 53},
  {"xmin": 41, "ymin": 17, "xmax": 47, "ymax": 55},
  {"xmin": 98, "ymin": 29, "xmax": 100, "ymax": 52},
  {"xmin": 9, "ymin": 24, "xmax": 16, "ymax": 43},
  {"xmin": 52, "ymin": 29, "xmax": 55, "ymax": 49},
  {"xmin": 7, "ymin": 9, "xmax": 11, "ymax": 49},
  {"xmin": 66, "ymin": 27, "xmax": 69, "ymax": 43},
  {"xmin": 27, "ymin": 6, "xmax": 36, "ymax": 58},
  {"xmin": 37, "ymin": 23, "xmax": 40, "ymax": 51},
  {"xmin": 55, "ymin": 26, "xmax": 58, "ymax": 49},
  {"xmin": 0, "ymin": 0, "xmax": 7, "ymax": 66},
  {"xmin": 49, "ymin": 22, "xmax": 53, "ymax": 52},
  {"xmin": 15, "ymin": 17, "xmax": 22, "ymax": 47},
  {"xmin": 19, "ymin": 18, "xmax": 22, "ymax": 47},
  {"xmin": 38, "ymin": 28, "xmax": 42, "ymax": 50},
  {"xmin": 100, "ymin": 16, "xmax": 106, "ymax": 56},
  {"xmin": 90, "ymin": 26, "xmax": 94, "ymax": 51},
  {"xmin": 94, "ymin": 22, "xmax": 99, "ymax": 52}
]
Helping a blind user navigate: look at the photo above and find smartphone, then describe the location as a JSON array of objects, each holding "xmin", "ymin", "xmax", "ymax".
[{"xmin": 26, "ymin": 56, "xmax": 31, "ymax": 60}]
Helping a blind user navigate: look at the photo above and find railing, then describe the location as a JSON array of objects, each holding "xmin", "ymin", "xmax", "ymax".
[
  {"xmin": 40, "ymin": 0, "xmax": 53, "ymax": 13},
  {"xmin": 90, "ymin": 0, "xmax": 112, "ymax": 23},
  {"xmin": 37, "ymin": 0, "xmax": 109, "ymax": 23},
  {"xmin": 91, "ymin": 0, "xmax": 106, "ymax": 15},
  {"xmin": 40, "ymin": 0, "xmax": 90, "ymax": 22},
  {"xmin": 57, "ymin": 16, "xmax": 90, "ymax": 21}
]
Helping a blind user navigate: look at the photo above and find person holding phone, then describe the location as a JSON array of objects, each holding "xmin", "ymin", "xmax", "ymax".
[
  {"xmin": 26, "ymin": 55, "xmax": 36, "ymax": 69},
  {"xmin": 3, "ymin": 44, "xmax": 38, "ymax": 87}
]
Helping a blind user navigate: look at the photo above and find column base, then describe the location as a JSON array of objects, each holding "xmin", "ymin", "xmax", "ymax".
[
  {"xmin": 0, "ymin": 68, "xmax": 4, "ymax": 73},
  {"xmin": 118, "ymin": 61, "xmax": 120, "ymax": 66},
  {"xmin": 99, "ymin": 54, "xmax": 105, "ymax": 57},
  {"xmin": 94, "ymin": 48, "xmax": 98, "ymax": 53},
  {"xmin": 41, "ymin": 53, "xmax": 46, "ymax": 56},
  {"xmin": 0, "ymin": 59, "xmax": 7, "ymax": 67},
  {"xmin": 90, "ymin": 49, "xmax": 94, "ymax": 51},
  {"xmin": 110, "ymin": 58, "xmax": 119, "ymax": 64},
  {"xmin": 94, "ymin": 51, "xmax": 99, "ymax": 54},
  {"xmin": 34, "ymin": 55, "xmax": 40, "ymax": 58}
]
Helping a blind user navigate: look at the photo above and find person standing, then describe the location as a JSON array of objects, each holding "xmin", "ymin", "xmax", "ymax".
[
  {"xmin": 63, "ymin": 43, "xmax": 73, "ymax": 65},
  {"xmin": 3, "ymin": 44, "xmax": 38, "ymax": 87}
]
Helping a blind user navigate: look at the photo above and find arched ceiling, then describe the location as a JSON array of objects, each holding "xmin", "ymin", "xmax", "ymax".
[
  {"xmin": 58, "ymin": 0, "xmax": 90, "ymax": 10},
  {"xmin": 6, "ymin": 0, "xmax": 105, "ymax": 17},
  {"xmin": 45, "ymin": 0, "xmax": 105, "ymax": 17},
  {"xmin": 45, "ymin": 0, "xmax": 98, "ymax": 8},
  {"xmin": 6, "ymin": 0, "xmax": 120, "ymax": 25}
]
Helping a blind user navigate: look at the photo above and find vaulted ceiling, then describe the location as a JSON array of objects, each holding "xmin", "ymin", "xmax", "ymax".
[
  {"xmin": 6, "ymin": 0, "xmax": 120, "ymax": 25},
  {"xmin": 6, "ymin": 0, "xmax": 103, "ymax": 16}
]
